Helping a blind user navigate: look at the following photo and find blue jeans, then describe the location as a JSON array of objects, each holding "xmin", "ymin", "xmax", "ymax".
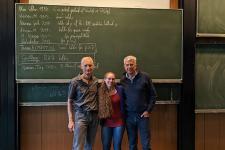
[
  {"xmin": 101, "ymin": 125, "xmax": 125, "ymax": 150},
  {"xmin": 72, "ymin": 111, "xmax": 99, "ymax": 150},
  {"xmin": 126, "ymin": 112, "xmax": 151, "ymax": 150}
]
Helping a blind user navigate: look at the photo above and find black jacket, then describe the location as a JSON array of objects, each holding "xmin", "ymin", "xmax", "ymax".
[{"xmin": 120, "ymin": 71, "xmax": 157, "ymax": 113}]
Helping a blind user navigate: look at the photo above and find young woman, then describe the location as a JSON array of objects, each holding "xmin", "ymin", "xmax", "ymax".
[{"xmin": 98, "ymin": 72, "xmax": 125, "ymax": 150}]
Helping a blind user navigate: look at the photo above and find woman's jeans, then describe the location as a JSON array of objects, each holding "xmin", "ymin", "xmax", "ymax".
[
  {"xmin": 101, "ymin": 125, "xmax": 125, "ymax": 150},
  {"xmin": 126, "ymin": 112, "xmax": 151, "ymax": 150},
  {"xmin": 72, "ymin": 111, "xmax": 99, "ymax": 150}
]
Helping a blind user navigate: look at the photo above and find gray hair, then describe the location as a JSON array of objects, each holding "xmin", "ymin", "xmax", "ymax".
[{"xmin": 123, "ymin": 55, "xmax": 137, "ymax": 64}]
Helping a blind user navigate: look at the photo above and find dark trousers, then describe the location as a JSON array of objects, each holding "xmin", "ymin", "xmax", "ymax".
[{"xmin": 126, "ymin": 112, "xmax": 151, "ymax": 150}]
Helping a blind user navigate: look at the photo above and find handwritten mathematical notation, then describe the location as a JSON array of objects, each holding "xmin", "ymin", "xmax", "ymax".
[{"xmin": 16, "ymin": 5, "xmax": 116, "ymax": 72}]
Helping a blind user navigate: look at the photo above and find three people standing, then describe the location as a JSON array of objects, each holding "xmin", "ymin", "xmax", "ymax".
[{"xmin": 67, "ymin": 55, "xmax": 157, "ymax": 150}]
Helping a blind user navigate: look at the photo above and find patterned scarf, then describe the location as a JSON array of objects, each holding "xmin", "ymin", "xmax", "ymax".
[{"xmin": 98, "ymin": 82, "xmax": 114, "ymax": 119}]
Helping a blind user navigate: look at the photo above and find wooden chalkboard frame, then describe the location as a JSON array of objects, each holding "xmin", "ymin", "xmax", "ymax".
[{"xmin": 196, "ymin": 0, "xmax": 225, "ymax": 37}]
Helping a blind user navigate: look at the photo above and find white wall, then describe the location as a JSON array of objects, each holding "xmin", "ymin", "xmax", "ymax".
[{"xmin": 29, "ymin": 0, "xmax": 170, "ymax": 9}]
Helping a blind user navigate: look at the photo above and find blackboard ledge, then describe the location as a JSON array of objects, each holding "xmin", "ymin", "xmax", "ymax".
[
  {"xmin": 195, "ymin": 109, "xmax": 225, "ymax": 113},
  {"xmin": 156, "ymin": 100, "xmax": 179, "ymax": 104},
  {"xmin": 19, "ymin": 102, "xmax": 67, "ymax": 106},
  {"xmin": 197, "ymin": 33, "xmax": 225, "ymax": 37},
  {"xmin": 16, "ymin": 79, "xmax": 71, "ymax": 83},
  {"xmin": 16, "ymin": 79, "xmax": 182, "ymax": 83},
  {"xmin": 19, "ymin": 100, "xmax": 179, "ymax": 106}
]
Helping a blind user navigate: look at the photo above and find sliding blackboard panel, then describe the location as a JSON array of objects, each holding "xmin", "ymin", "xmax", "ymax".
[
  {"xmin": 195, "ymin": 44, "xmax": 225, "ymax": 109},
  {"xmin": 154, "ymin": 84, "xmax": 181, "ymax": 101},
  {"xmin": 18, "ymin": 83, "xmax": 68, "ymax": 102},
  {"xmin": 16, "ymin": 4, "xmax": 182, "ymax": 79},
  {"xmin": 197, "ymin": 0, "xmax": 225, "ymax": 36},
  {"xmin": 18, "ymin": 83, "xmax": 181, "ymax": 103}
]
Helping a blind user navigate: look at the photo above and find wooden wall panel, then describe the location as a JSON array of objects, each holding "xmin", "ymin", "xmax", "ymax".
[
  {"xmin": 20, "ymin": 107, "xmax": 42, "ymax": 150},
  {"xmin": 20, "ymin": 104, "xmax": 177, "ymax": 150},
  {"xmin": 220, "ymin": 114, "xmax": 225, "ymax": 150},
  {"xmin": 151, "ymin": 105, "xmax": 177, "ymax": 150},
  {"xmin": 42, "ymin": 107, "xmax": 73, "ymax": 150},
  {"xmin": 170, "ymin": 0, "xmax": 178, "ymax": 9},
  {"xmin": 195, "ymin": 113, "xmax": 225, "ymax": 150},
  {"xmin": 205, "ymin": 114, "xmax": 220, "ymax": 150},
  {"xmin": 195, "ymin": 114, "xmax": 205, "ymax": 150}
]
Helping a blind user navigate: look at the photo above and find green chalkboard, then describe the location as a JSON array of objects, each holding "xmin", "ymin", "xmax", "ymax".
[
  {"xmin": 197, "ymin": 0, "xmax": 225, "ymax": 36},
  {"xmin": 18, "ymin": 83, "xmax": 181, "ymax": 103},
  {"xmin": 16, "ymin": 4, "xmax": 183, "ymax": 79},
  {"xmin": 195, "ymin": 44, "xmax": 225, "ymax": 109},
  {"xmin": 18, "ymin": 83, "xmax": 68, "ymax": 102}
]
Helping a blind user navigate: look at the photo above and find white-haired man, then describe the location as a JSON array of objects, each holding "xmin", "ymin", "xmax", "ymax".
[{"xmin": 120, "ymin": 55, "xmax": 157, "ymax": 150}]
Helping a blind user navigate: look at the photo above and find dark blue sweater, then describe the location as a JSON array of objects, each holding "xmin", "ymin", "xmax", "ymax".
[{"xmin": 120, "ymin": 71, "xmax": 157, "ymax": 113}]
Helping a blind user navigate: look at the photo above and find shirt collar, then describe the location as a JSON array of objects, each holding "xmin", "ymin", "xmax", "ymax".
[
  {"xmin": 126, "ymin": 71, "xmax": 138, "ymax": 80},
  {"xmin": 77, "ymin": 73, "xmax": 95, "ymax": 82}
]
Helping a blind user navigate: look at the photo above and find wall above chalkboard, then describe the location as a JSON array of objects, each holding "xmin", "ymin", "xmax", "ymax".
[
  {"xmin": 197, "ymin": 0, "xmax": 225, "ymax": 37},
  {"xmin": 15, "ymin": 4, "xmax": 183, "ymax": 79}
]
